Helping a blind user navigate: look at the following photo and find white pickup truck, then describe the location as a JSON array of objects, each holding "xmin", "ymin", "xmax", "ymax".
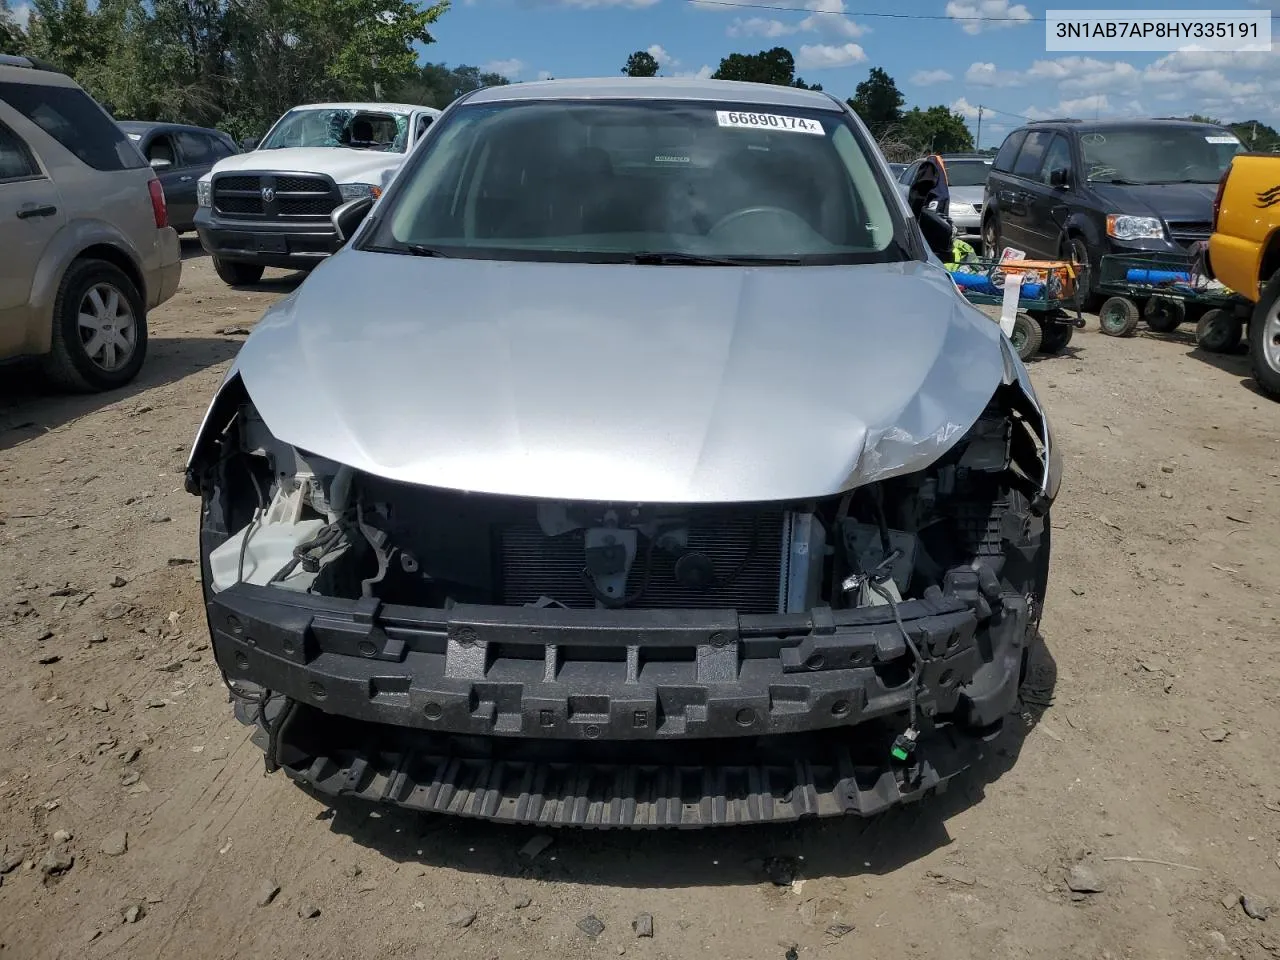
[{"xmin": 194, "ymin": 102, "xmax": 441, "ymax": 286}]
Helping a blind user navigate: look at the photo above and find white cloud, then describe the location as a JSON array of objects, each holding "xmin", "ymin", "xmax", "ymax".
[
  {"xmin": 946, "ymin": 0, "xmax": 1032, "ymax": 35},
  {"xmin": 950, "ymin": 97, "xmax": 982, "ymax": 120},
  {"xmin": 965, "ymin": 62, "xmax": 1021, "ymax": 87},
  {"xmin": 10, "ymin": 3, "xmax": 31, "ymax": 27},
  {"xmin": 911, "ymin": 69, "xmax": 953, "ymax": 86},
  {"xmin": 728, "ymin": 16, "xmax": 794, "ymax": 37},
  {"xmin": 536, "ymin": 69, "xmax": 554, "ymax": 81},
  {"xmin": 796, "ymin": 42, "xmax": 866, "ymax": 70},
  {"xmin": 483, "ymin": 59, "xmax": 524, "ymax": 79},
  {"xmin": 647, "ymin": 44, "xmax": 676, "ymax": 67},
  {"xmin": 717, "ymin": 0, "xmax": 866, "ymax": 40},
  {"xmin": 675, "ymin": 64, "xmax": 714, "ymax": 80},
  {"xmin": 1023, "ymin": 94, "xmax": 1111, "ymax": 121}
]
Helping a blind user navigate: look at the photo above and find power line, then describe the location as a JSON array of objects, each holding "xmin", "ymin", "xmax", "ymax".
[{"xmin": 687, "ymin": 1, "xmax": 1280, "ymax": 21}]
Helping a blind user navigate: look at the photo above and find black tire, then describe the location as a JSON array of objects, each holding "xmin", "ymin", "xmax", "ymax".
[
  {"xmin": 1098, "ymin": 296, "xmax": 1140, "ymax": 337},
  {"xmin": 213, "ymin": 258, "xmax": 265, "ymax": 287},
  {"xmin": 1010, "ymin": 311, "xmax": 1043, "ymax": 361},
  {"xmin": 40, "ymin": 258, "xmax": 147, "ymax": 393},
  {"xmin": 982, "ymin": 216, "xmax": 1000, "ymax": 259},
  {"xmin": 1196, "ymin": 308, "xmax": 1242, "ymax": 354},
  {"xmin": 1039, "ymin": 323, "xmax": 1074, "ymax": 354},
  {"xmin": 1063, "ymin": 234, "xmax": 1097, "ymax": 309},
  {"xmin": 1249, "ymin": 274, "xmax": 1280, "ymax": 399},
  {"xmin": 1144, "ymin": 296, "xmax": 1185, "ymax": 333}
]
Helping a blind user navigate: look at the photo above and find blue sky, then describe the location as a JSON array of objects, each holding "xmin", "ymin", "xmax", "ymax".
[{"xmin": 425, "ymin": 0, "xmax": 1280, "ymax": 146}]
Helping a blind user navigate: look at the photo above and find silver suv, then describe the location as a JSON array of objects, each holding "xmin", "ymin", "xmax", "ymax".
[{"xmin": 0, "ymin": 55, "xmax": 181, "ymax": 391}]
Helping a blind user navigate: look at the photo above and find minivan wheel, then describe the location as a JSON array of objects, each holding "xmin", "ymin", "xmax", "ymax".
[
  {"xmin": 214, "ymin": 258, "xmax": 265, "ymax": 287},
  {"xmin": 982, "ymin": 218, "xmax": 1000, "ymax": 259},
  {"xmin": 42, "ymin": 259, "xmax": 147, "ymax": 393}
]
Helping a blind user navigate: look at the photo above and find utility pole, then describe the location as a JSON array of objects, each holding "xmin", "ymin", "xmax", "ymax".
[{"xmin": 976, "ymin": 104, "xmax": 983, "ymax": 150}]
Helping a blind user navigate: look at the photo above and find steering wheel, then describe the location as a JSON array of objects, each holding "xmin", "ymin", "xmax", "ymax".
[{"xmin": 709, "ymin": 205, "xmax": 813, "ymax": 237}]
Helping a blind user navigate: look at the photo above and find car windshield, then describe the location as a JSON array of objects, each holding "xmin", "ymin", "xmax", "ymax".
[
  {"xmin": 944, "ymin": 160, "xmax": 992, "ymax": 187},
  {"xmin": 258, "ymin": 108, "xmax": 409, "ymax": 152},
  {"xmin": 1081, "ymin": 126, "xmax": 1244, "ymax": 184},
  {"xmin": 365, "ymin": 99, "xmax": 905, "ymax": 265}
]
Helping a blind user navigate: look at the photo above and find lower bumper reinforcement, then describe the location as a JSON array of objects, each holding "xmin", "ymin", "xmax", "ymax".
[{"xmin": 245, "ymin": 701, "xmax": 991, "ymax": 827}]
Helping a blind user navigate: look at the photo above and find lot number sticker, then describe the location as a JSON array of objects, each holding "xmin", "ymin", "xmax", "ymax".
[
  {"xmin": 716, "ymin": 111, "xmax": 824, "ymax": 135},
  {"xmin": 1205, "ymin": 135, "xmax": 1240, "ymax": 144}
]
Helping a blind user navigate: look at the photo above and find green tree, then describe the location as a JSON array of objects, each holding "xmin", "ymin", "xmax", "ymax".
[
  {"xmin": 396, "ymin": 62, "xmax": 509, "ymax": 109},
  {"xmin": 1229, "ymin": 120, "xmax": 1280, "ymax": 151},
  {"xmin": 622, "ymin": 49, "xmax": 658, "ymax": 77},
  {"xmin": 22, "ymin": 0, "xmax": 449, "ymax": 138},
  {"xmin": 847, "ymin": 67, "xmax": 903, "ymax": 138},
  {"xmin": 897, "ymin": 105, "xmax": 974, "ymax": 153},
  {"xmin": 711, "ymin": 47, "xmax": 820, "ymax": 90},
  {"xmin": 0, "ymin": 0, "xmax": 26, "ymax": 55}
]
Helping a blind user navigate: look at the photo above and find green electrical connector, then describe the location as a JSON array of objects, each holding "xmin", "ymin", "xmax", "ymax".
[{"xmin": 890, "ymin": 727, "xmax": 919, "ymax": 763}]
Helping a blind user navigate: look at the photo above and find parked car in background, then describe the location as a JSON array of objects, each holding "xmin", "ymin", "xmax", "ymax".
[
  {"xmin": 117, "ymin": 121, "xmax": 238, "ymax": 233},
  {"xmin": 194, "ymin": 101, "xmax": 441, "ymax": 286},
  {"xmin": 888, "ymin": 161, "xmax": 907, "ymax": 178},
  {"xmin": 0, "ymin": 54, "xmax": 180, "ymax": 392},
  {"xmin": 184, "ymin": 76, "xmax": 1060, "ymax": 828},
  {"xmin": 1206, "ymin": 152, "xmax": 1280, "ymax": 399},
  {"xmin": 982, "ymin": 118, "xmax": 1245, "ymax": 296}
]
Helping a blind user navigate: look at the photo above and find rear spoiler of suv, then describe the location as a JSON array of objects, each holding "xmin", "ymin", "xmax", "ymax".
[{"xmin": 0, "ymin": 54, "xmax": 63, "ymax": 73}]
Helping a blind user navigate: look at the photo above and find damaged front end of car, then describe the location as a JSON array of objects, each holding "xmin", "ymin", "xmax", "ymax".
[{"xmin": 184, "ymin": 340, "xmax": 1060, "ymax": 828}]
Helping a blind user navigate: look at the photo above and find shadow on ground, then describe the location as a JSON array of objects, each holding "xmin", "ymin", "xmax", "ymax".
[
  {"xmin": 0, "ymin": 334, "xmax": 242, "ymax": 454},
  {"xmin": 1183, "ymin": 346, "xmax": 1273, "ymax": 400},
  {"xmin": 180, "ymin": 235, "xmax": 208, "ymax": 260},
  {"xmin": 304, "ymin": 640, "xmax": 1059, "ymax": 889}
]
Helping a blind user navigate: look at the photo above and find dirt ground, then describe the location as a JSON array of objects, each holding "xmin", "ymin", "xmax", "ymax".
[{"xmin": 2, "ymin": 241, "xmax": 1280, "ymax": 960}]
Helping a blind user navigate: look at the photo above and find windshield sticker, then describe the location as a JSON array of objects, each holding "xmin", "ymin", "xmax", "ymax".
[
  {"xmin": 715, "ymin": 111, "xmax": 824, "ymax": 135},
  {"xmin": 127, "ymin": 133, "xmax": 141, "ymax": 140},
  {"xmin": 1205, "ymin": 135, "xmax": 1240, "ymax": 144},
  {"xmin": 654, "ymin": 154, "xmax": 690, "ymax": 163}
]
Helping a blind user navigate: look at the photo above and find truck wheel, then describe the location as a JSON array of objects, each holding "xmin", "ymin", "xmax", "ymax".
[
  {"xmin": 214, "ymin": 258, "xmax": 265, "ymax": 287},
  {"xmin": 1098, "ymin": 296, "xmax": 1140, "ymax": 337},
  {"xmin": 1248, "ymin": 276, "xmax": 1280, "ymax": 399},
  {"xmin": 1196, "ymin": 309, "xmax": 1242, "ymax": 354},
  {"xmin": 1144, "ymin": 296, "xmax": 1184, "ymax": 332},
  {"xmin": 1039, "ymin": 323, "xmax": 1074, "ymax": 354},
  {"xmin": 1009, "ymin": 312, "xmax": 1043, "ymax": 361},
  {"xmin": 41, "ymin": 258, "xmax": 147, "ymax": 393}
]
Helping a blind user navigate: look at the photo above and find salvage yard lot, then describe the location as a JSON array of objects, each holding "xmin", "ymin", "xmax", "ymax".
[{"xmin": 2, "ymin": 244, "xmax": 1279, "ymax": 960}]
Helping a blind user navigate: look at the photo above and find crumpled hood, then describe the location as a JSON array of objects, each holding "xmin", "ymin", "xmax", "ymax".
[
  {"xmin": 1089, "ymin": 181, "xmax": 1216, "ymax": 222},
  {"xmin": 206, "ymin": 147, "xmax": 404, "ymax": 185},
  {"xmin": 217, "ymin": 251, "xmax": 1015, "ymax": 503}
]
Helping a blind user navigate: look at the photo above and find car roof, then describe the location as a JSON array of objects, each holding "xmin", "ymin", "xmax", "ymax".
[
  {"xmin": 289, "ymin": 102, "xmax": 441, "ymax": 115},
  {"xmin": 0, "ymin": 57, "xmax": 81, "ymax": 88},
  {"xmin": 464, "ymin": 76, "xmax": 844, "ymax": 111},
  {"xmin": 117, "ymin": 120, "xmax": 230, "ymax": 137},
  {"xmin": 1026, "ymin": 118, "xmax": 1229, "ymax": 132}
]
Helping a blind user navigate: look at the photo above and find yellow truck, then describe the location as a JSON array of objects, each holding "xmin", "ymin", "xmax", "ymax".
[{"xmin": 1207, "ymin": 153, "xmax": 1280, "ymax": 399}]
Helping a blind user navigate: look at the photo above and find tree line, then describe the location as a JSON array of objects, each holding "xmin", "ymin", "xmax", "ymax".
[{"xmin": 624, "ymin": 48, "xmax": 974, "ymax": 158}]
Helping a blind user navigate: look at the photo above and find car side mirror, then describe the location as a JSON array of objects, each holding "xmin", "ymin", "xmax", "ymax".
[
  {"xmin": 332, "ymin": 196, "xmax": 374, "ymax": 244},
  {"xmin": 918, "ymin": 208, "xmax": 954, "ymax": 260},
  {"xmin": 241, "ymin": 137, "xmax": 258, "ymax": 151},
  {"xmin": 1049, "ymin": 167, "xmax": 1070, "ymax": 189},
  {"xmin": 150, "ymin": 157, "xmax": 172, "ymax": 171}
]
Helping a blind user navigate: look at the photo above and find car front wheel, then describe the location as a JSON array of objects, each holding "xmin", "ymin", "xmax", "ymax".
[
  {"xmin": 982, "ymin": 217, "xmax": 1000, "ymax": 259},
  {"xmin": 42, "ymin": 258, "xmax": 147, "ymax": 393},
  {"xmin": 214, "ymin": 258, "xmax": 265, "ymax": 287}
]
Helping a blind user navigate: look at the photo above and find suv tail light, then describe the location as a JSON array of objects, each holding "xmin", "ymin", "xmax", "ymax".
[
  {"xmin": 148, "ymin": 177, "xmax": 168, "ymax": 229},
  {"xmin": 1211, "ymin": 162, "xmax": 1232, "ymax": 233}
]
